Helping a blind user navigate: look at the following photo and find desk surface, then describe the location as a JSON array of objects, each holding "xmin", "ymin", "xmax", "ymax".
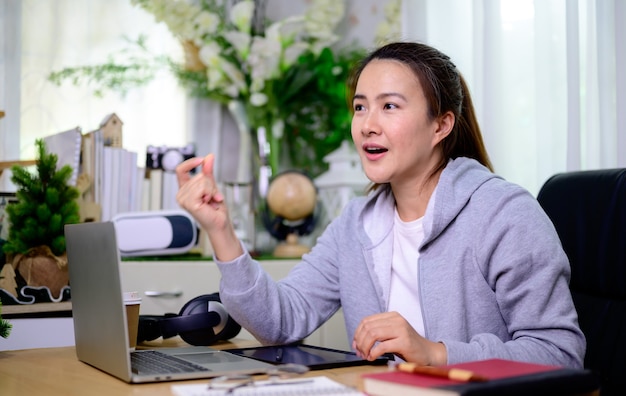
[{"xmin": 0, "ymin": 337, "xmax": 387, "ymax": 396}]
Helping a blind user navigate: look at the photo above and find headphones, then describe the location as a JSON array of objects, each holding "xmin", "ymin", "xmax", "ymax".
[{"xmin": 136, "ymin": 293, "xmax": 242, "ymax": 346}]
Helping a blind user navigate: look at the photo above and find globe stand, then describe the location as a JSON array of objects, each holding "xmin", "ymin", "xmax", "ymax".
[{"xmin": 273, "ymin": 233, "xmax": 310, "ymax": 258}]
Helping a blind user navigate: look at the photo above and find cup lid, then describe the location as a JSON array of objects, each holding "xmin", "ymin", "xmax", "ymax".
[{"xmin": 123, "ymin": 291, "xmax": 141, "ymax": 302}]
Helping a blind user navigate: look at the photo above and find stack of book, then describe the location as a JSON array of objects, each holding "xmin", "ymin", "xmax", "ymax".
[
  {"xmin": 44, "ymin": 120, "xmax": 188, "ymax": 222},
  {"xmin": 361, "ymin": 359, "xmax": 599, "ymax": 396},
  {"xmin": 80, "ymin": 129, "xmax": 144, "ymax": 221}
]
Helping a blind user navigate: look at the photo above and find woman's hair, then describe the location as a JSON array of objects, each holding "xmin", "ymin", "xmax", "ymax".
[{"xmin": 349, "ymin": 42, "xmax": 494, "ymax": 183}]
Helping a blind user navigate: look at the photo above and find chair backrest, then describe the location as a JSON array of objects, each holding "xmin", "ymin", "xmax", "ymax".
[{"xmin": 537, "ymin": 168, "xmax": 626, "ymax": 396}]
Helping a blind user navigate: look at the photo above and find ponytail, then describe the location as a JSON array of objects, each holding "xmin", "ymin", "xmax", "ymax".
[{"xmin": 441, "ymin": 75, "xmax": 493, "ymax": 172}]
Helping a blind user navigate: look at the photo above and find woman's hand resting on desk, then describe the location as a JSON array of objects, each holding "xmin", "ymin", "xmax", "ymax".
[
  {"xmin": 352, "ymin": 311, "xmax": 447, "ymax": 365},
  {"xmin": 175, "ymin": 154, "xmax": 244, "ymax": 261}
]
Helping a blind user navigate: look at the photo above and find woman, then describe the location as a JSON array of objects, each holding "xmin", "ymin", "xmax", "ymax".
[{"xmin": 176, "ymin": 42, "xmax": 585, "ymax": 368}]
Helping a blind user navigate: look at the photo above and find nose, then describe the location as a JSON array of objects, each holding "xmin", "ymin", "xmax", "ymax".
[{"xmin": 361, "ymin": 111, "xmax": 381, "ymax": 136}]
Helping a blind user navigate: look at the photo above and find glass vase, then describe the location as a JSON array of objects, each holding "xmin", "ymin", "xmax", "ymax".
[
  {"xmin": 226, "ymin": 100, "xmax": 285, "ymax": 255},
  {"xmin": 227, "ymin": 101, "xmax": 283, "ymax": 197}
]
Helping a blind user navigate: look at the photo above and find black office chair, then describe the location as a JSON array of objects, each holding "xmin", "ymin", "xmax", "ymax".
[{"xmin": 537, "ymin": 168, "xmax": 626, "ymax": 396}]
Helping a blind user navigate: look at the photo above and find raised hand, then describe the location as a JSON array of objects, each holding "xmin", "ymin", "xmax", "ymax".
[{"xmin": 175, "ymin": 154, "xmax": 244, "ymax": 261}]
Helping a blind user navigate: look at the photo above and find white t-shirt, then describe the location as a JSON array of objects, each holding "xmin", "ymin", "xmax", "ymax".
[{"xmin": 387, "ymin": 208, "xmax": 426, "ymax": 336}]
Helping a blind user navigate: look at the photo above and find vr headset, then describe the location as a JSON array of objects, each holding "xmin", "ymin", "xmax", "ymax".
[
  {"xmin": 136, "ymin": 293, "xmax": 241, "ymax": 346},
  {"xmin": 112, "ymin": 210, "xmax": 198, "ymax": 257}
]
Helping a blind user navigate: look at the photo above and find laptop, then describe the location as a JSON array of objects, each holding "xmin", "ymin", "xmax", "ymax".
[{"xmin": 65, "ymin": 221, "xmax": 274, "ymax": 383}]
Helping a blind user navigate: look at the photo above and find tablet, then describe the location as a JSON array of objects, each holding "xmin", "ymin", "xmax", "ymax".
[{"xmin": 224, "ymin": 344, "xmax": 392, "ymax": 370}]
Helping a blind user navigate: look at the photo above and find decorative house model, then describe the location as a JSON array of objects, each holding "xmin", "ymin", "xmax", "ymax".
[
  {"xmin": 100, "ymin": 113, "xmax": 123, "ymax": 147},
  {"xmin": 314, "ymin": 141, "xmax": 370, "ymax": 228}
]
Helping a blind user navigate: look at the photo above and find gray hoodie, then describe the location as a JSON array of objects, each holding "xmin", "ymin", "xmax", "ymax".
[{"xmin": 216, "ymin": 157, "xmax": 585, "ymax": 368}]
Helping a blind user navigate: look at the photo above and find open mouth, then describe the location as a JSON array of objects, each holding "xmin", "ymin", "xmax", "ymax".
[{"xmin": 364, "ymin": 145, "xmax": 388, "ymax": 154}]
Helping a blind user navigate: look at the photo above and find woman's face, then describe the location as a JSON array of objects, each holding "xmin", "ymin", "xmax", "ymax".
[{"xmin": 351, "ymin": 59, "xmax": 452, "ymax": 187}]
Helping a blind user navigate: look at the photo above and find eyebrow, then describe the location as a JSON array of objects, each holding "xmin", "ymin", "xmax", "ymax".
[{"xmin": 352, "ymin": 92, "xmax": 408, "ymax": 103}]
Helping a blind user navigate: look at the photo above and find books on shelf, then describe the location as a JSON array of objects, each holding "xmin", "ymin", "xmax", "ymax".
[
  {"xmin": 43, "ymin": 126, "xmax": 82, "ymax": 186},
  {"xmin": 144, "ymin": 168, "xmax": 181, "ymax": 212},
  {"xmin": 92, "ymin": 152, "xmax": 181, "ymax": 220},
  {"xmin": 100, "ymin": 146, "xmax": 142, "ymax": 221},
  {"xmin": 161, "ymin": 170, "xmax": 180, "ymax": 210},
  {"xmin": 77, "ymin": 118, "xmax": 188, "ymax": 219},
  {"xmin": 148, "ymin": 168, "xmax": 163, "ymax": 211},
  {"xmin": 80, "ymin": 128, "xmax": 103, "ymax": 204},
  {"xmin": 361, "ymin": 359, "xmax": 598, "ymax": 396}
]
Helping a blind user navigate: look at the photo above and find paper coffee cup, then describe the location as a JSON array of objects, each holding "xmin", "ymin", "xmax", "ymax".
[{"xmin": 123, "ymin": 291, "xmax": 142, "ymax": 350}]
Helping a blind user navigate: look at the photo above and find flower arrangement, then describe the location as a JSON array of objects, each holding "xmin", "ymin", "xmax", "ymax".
[
  {"xmin": 375, "ymin": 0, "xmax": 402, "ymax": 45},
  {"xmin": 132, "ymin": 0, "xmax": 359, "ymax": 177},
  {"xmin": 49, "ymin": 0, "xmax": 364, "ymax": 178},
  {"xmin": 137, "ymin": 0, "xmax": 342, "ymax": 107}
]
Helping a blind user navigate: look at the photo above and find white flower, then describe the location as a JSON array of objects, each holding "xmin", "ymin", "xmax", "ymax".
[
  {"xmin": 375, "ymin": 0, "xmax": 402, "ymax": 44},
  {"xmin": 248, "ymin": 35, "xmax": 281, "ymax": 89},
  {"xmin": 283, "ymin": 42, "xmax": 310, "ymax": 70},
  {"xmin": 219, "ymin": 59, "xmax": 247, "ymax": 95},
  {"xmin": 194, "ymin": 10, "xmax": 220, "ymax": 38},
  {"xmin": 272, "ymin": 119, "xmax": 285, "ymax": 139},
  {"xmin": 230, "ymin": 0, "xmax": 255, "ymax": 34},
  {"xmin": 224, "ymin": 31, "xmax": 252, "ymax": 60},
  {"xmin": 305, "ymin": 0, "xmax": 344, "ymax": 42},
  {"xmin": 250, "ymin": 92, "xmax": 268, "ymax": 107},
  {"xmin": 271, "ymin": 15, "xmax": 306, "ymax": 46},
  {"xmin": 198, "ymin": 42, "xmax": 222, "ymax": 67},
  {"xmin": 162, "ymin": 2, "xmax": 199, "ymax": 39}
]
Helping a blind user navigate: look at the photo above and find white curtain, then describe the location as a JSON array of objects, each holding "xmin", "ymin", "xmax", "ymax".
[
  {"xmin": 0, "ymin": 0, "xmax": 22, "ymax": 164},
  {"xmin": 402, "ymin": 0, "xmax": 626, "ymax": 195},
  {"xmin": 3, "ymin": 0, "xmax": 189, "ymax": 166}
]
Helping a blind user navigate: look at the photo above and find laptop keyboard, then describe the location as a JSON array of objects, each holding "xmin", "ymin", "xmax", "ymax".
[{"xmin": 131, "ymin": 350, "xmax": 210, "ymax": 374}]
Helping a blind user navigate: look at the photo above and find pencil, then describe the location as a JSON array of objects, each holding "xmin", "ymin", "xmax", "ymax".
[{"xmin": 396, "ymin": 362, "xmax": 489, "ymax": 382}]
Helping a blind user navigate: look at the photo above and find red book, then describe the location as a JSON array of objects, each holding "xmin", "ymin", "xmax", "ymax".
[{"xmin": 361, "ymin": 359, "xmax": 598, "ymax": 395}]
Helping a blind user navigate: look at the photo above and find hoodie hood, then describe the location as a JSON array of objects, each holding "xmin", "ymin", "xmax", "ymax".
[
  {"xmin": 359, "ymin": 157, "xmax": 500, "ymax": 249},
  {"xmin": 423, "ymin": 158, "xmax": 500, "ymax": 246}
]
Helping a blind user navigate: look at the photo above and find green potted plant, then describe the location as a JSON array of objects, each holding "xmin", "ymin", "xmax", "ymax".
[{"xmin": 2, "ymin": 139, "xmax": 80, "ymax": 300}]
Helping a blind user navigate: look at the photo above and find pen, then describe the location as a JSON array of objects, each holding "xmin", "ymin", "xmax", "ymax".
[
  {"xmin": 396, "ymin": 362, "xmax": 489, "ymax": 382},
  {"xmin": 275, "ymin": 348, "xmax": 283, "ymax": 362}
]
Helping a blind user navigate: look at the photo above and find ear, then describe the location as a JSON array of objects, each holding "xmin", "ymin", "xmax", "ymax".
[{"xmin": 432, "ymin": 111, "xmax": 455, "ymax": 146}]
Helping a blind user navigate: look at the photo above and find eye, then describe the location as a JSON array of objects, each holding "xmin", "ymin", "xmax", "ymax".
[
  {"xmin": 384, "ymin": 103, "xmax": 398, "ymax": 110},
  {"xmin": 353, "ymin": 103, "xmax": 365, "ymax": 112}
]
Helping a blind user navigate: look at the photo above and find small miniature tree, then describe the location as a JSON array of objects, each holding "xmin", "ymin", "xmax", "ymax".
[
  {"xmin": 3, "ymin": 139, "xmax": 80, "ymax": 257},
  {"xmin": 0, "ymin": 299, "xmax": 11, "ymax": 338}
]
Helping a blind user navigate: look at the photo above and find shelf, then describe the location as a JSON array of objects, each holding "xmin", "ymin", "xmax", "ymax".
[
  {"xmin": 3, "ymin": 301, "xmax": 72, "ymax": 316},
  {"xmin": 0, "ymin": 159, "xmax": 37, "ymax": 177}
]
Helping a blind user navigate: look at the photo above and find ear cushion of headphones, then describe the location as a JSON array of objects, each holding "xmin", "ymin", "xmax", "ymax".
[
  {"xmin": 174, "ymin": 293, "xmax": 241, "ymax": 346},
  {"xmin": 136, "ymin": 293, "xmax": 241, "ymax": 346},
  {"xmin": 137, "ymin": 314, "xmax": 176, "ymax": 343}
]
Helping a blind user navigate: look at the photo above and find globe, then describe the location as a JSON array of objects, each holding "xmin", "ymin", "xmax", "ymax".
[
  {"xmin": 264, "ymin": 171, "xmax": 318, "ymax": 258},
  {"xmin": 267, "ymin": 172, "xmax": 317, "ymax": 221}
]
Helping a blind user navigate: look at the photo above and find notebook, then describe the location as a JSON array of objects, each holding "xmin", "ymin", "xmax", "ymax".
[{"xmin": 65, "ymin": 221, "xmax": 274, "ymax": 383}]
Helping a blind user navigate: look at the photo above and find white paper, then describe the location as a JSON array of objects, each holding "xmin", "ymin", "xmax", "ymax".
[{"xmin": 171, "ymin": 375, "xmax": 365, "ymax": 396}]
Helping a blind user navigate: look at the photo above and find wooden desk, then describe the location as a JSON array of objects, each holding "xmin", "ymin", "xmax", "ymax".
[{"xmin": 0, "ymin": 337, "xmax": 388, "ymax": 396}]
